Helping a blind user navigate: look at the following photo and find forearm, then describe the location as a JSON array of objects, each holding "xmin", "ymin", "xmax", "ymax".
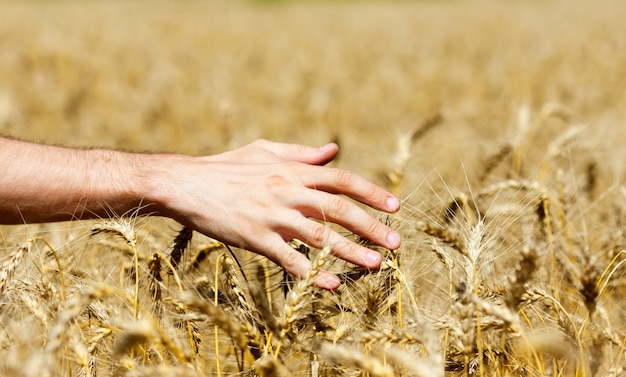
[
  {"xmin": 0, "ymin": 137, "xmax": 402, "ymax": 289},
  {"xmin": 0, "ymin": 137, "xmax": 156, "ymax": 224}
]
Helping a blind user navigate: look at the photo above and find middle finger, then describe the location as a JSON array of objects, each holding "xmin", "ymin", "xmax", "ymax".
[{"xmin": 293, "ymin": 191, "xmax": 401, "ymax": 251}]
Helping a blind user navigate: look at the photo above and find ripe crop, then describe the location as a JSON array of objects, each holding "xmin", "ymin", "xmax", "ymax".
[{"xmin": 1, "ymin": 1, "xmax": 625, "ymax": 376}]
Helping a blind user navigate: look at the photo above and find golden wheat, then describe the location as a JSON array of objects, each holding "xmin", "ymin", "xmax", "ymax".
[{"xmin": 1, "ymin": 0, "xmax": 626, "ymax": 376}]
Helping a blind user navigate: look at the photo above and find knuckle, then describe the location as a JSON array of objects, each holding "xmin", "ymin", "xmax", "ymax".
[
  {"xmin": 294, "ymin": 143, "xmax": 308, "ymax": 157},
  {"xmin": 365, "ymin": 218, "xmax": 381, "ymax": 238},
  {"xmin": 282, "ymin": 249, "xmax": 302, "ymax": 273},
  {"xmin": 266, "ymin": 174, "xmax": 290, "ymax": 188},
  {"xmin": 339, "ymin": 242, "xmax": 358, "ymax": 261},
  {"xmin": 335, "ymin": 169, "xmax": 354, "ymax": 189},
  {"xmin": 366, "ymin": 185, "xmax": 383, "ymax": 203},
  {"xmin": 310, "ymin": 224, "xmax": 330, "ymax": 246},
  {"xmin": 330, "ymin": 196, "xmax": 350, "ymax": 215}
]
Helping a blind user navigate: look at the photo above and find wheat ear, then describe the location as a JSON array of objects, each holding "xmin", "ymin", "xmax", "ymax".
[
  {"xmin": 0, "ymin": 240, "xmax": 31, "ymax": 295},
  {"xmin": 148, "ymin": 253, "xmax": 163, "ymax": 318},
  {"xmin": 188, "ymin": 241, "xmax": 225, "ymax": 271},
  {"xmin": 181, "ymin": 293, "xmax": 261, "ymax": 358},
  {"xmin": 478, "ymin": 143, "xmax": 512, "ymax": 183},
  {"xmin": 221, "ymin": 254, "xmax": 256, "ymax": 321},
  {"xmin": 92, "ymin": 219, "xmax": 140, "ymax": 319},
  {"xmin": 280, "ymin": 246, "xmax": 331, "ymax": 339},
  {"xmin": 253, "ymin": 355, "xmax": 293, "ymax": 377},
  {"xmin": 386, "ymin": 112, "xmax": 443, "ymax": 196},
  {"xmin": 45, "ymin": 285, "xmax": 111, "ymax": 374},
  {"xmin": 170, "ymin": 226, "xmax": 193, "ymax": 272},
  {"xmin": 249, "ymin": 264, "xmax": 281, "ymax": 337},
  {"xmin": 416, "ymin": 220, "xmax": 467, "ymax": 256},
  {"xmin": 505, "ymin": 246, "xmax": 537, "ymax": 311}
]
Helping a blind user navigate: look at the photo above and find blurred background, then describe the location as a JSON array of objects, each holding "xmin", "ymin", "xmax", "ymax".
[
  {"xmin": 0, "ymin": 0, "xmax": 625, "ymax": 189},
  {"xmin": 1, "ymin": 3, "xmax": 626, "ymax": 375}
]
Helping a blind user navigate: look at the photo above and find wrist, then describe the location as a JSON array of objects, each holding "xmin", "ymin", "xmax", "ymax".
[
  {"xmin": 132, "ymin": 152, "xmax": 190, "ymax": 221},
  {"xmin": 78, "ymin": 148, "xmax": 155, "ymax": 219}
]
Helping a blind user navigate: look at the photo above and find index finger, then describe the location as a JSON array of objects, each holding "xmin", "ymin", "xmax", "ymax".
[
  {"xmin": 300, "ymin": 167, "xmax": 401, "ymax": 213},
  {"xmin": 252, "ymin": 139, "xmax": 339, "ymax": 166}
]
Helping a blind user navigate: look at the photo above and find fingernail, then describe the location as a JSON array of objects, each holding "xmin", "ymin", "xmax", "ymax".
[
  {"xmin": 365, "ymin": 251, "xmax": 382, "ymax": 266},
  {"xmin": 387, "ymin": 231, "xmax": 401, "ymax": 249},
  {"xmin": 386, "ymin": 196, "xmax": 401, "ymax": 212}
]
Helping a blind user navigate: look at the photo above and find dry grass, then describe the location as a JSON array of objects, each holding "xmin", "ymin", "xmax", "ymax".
[{"xmin": 1, "ymin": 0, "xmax": 626, "ymax": 376}]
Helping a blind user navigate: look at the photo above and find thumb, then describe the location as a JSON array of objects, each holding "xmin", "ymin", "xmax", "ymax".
[{"xmin": 254, "ymin": 139, "xmax": 339, "ymax": 165}]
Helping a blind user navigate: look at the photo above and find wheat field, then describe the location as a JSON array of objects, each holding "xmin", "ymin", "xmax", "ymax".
[{"xmin": 1, "ymin": 0, "xmax": 626, "ymax": 376}]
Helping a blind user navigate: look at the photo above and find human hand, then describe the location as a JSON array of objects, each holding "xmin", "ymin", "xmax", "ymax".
[{"xmin": 149, "ymin": 139, "xmax": 401, "ymax": 289}]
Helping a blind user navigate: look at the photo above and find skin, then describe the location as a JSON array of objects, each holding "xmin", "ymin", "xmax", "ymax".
[{"xmin": 0, "ymin": 137, "xmax": 401, "ymax": 289}]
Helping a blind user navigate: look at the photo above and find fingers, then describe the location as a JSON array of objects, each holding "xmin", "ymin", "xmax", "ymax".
[
  {"xmin": 252, "ymin": 139, "xmax": 339, "ymax": 166},
  {"xmin": 249, "ymin": 140, "xmax": 401, "ymax": 215},
  {"xmin": 255, "ymin": 174, "xmax": 401, "ymax": 290},
  {"xmin": 260, "ymin": 234, "xmax": 341, "ymax": 290},
  {"xmin": 294, "ymin": 191, "xmax": 401, "ymax": 251},
  {"xmin": 196, "ymin": 139, "xmax": 403, "ymax": 291},
  {"xmin": 265, "ymin": 215, "xmax": 389, "ymax": 290},
  {"xmin": 288, "ymin": 217, "xmax": 385, "ymax": 267},
  {"xmin": 299, "ymin": 166, "xmax": 401, "ymax": 214}
]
